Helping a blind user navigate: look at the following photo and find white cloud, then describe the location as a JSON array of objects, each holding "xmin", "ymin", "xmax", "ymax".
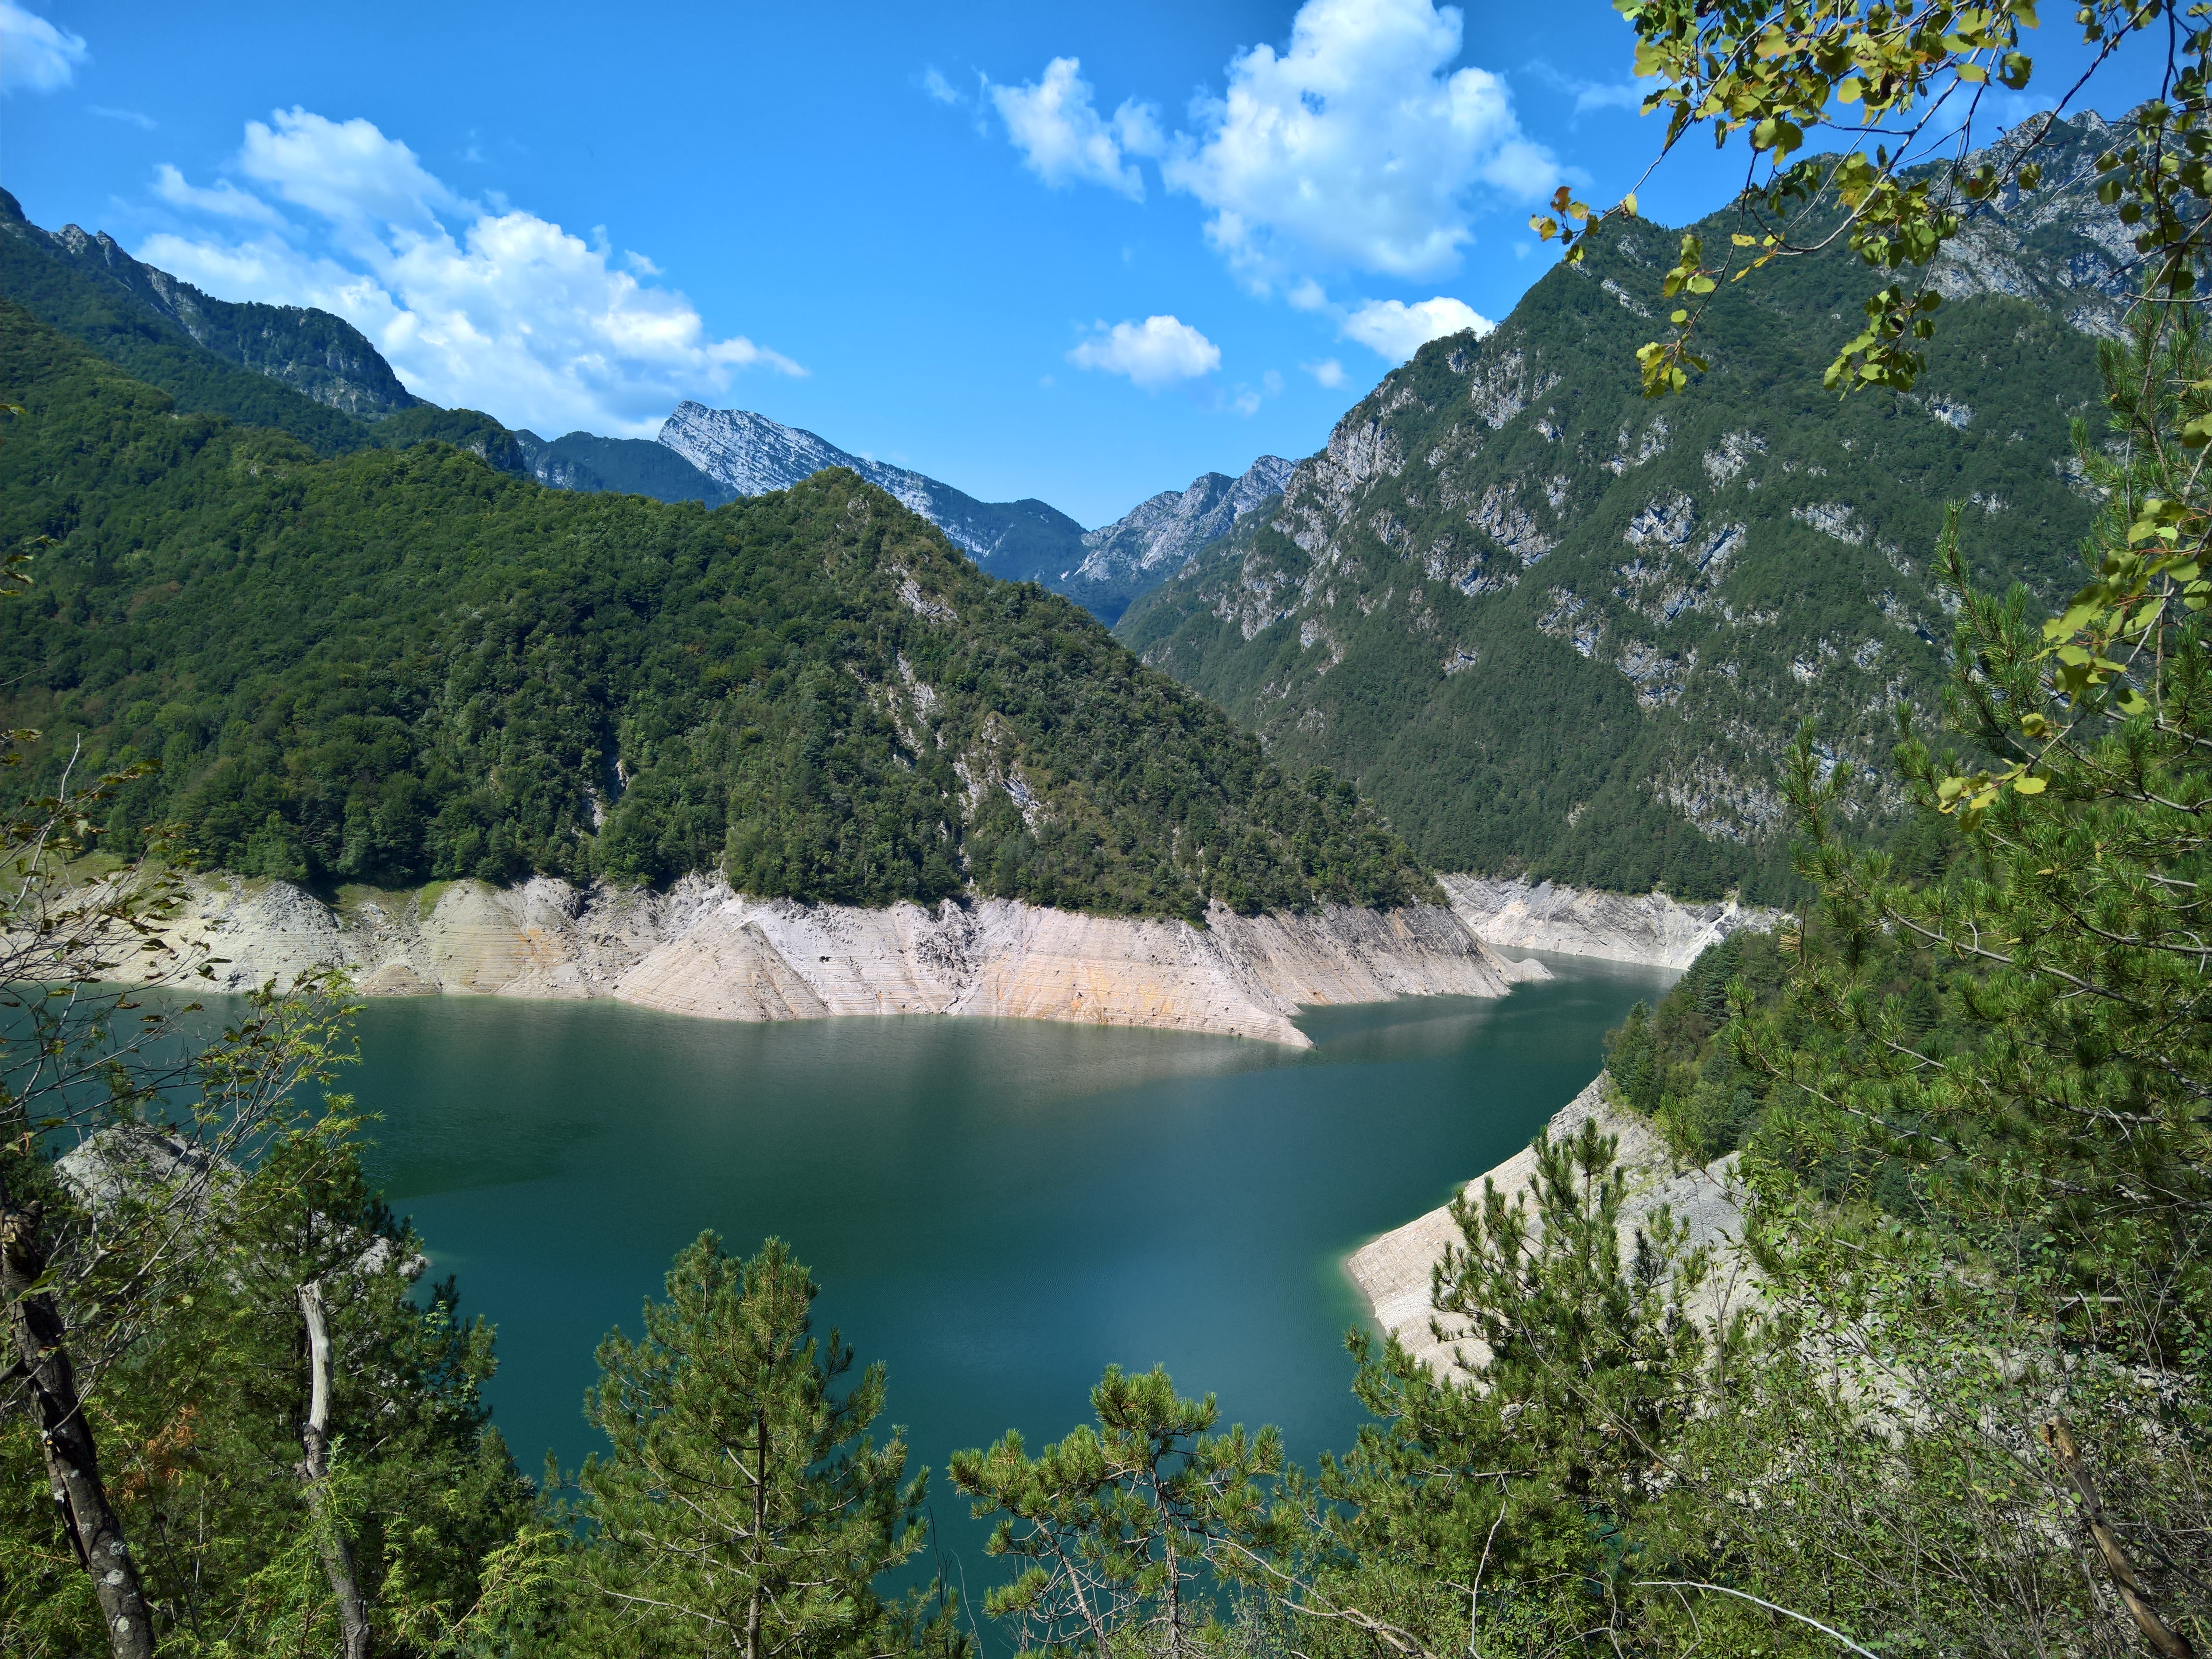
[
  {"xmin": 139, "ymin": 109, "xmax": 802, "ymax": 438},
  {"xmin": 1067, "ymin": 315, "xmax": 1220, "ymax": 388},
  {"xmin": 236, "ymin": 108, "xmax": 464, "ymax": 233},
  {"xmin": 90, "ymin": 105, "xmax": 156, "ymax": 129},
  {"xmin": 1571, "ymin": 81, "xmax": 1648, "ymax": 116},
  {"xmin": 1232, "ymin": 388, "xmax": 1262, "ymax": 417},
  {"xmin": 990, "ymin": 57, "xmax": 1147, "ymax": 201},
  {"xmin": 152, "ymin": 163, "xmax": 285, "ymax": 226},
  {"xmin": 1523, "ymin": 61, "xmax": 1653, "ymax": 122},
  {"xmin": 922, "ymin": 66, "xmax": 961, "ymax": 105},
  {"xmin": 1303, "ymin": 358, "xmax": 1347, "ymax": 388},
  {"xmin": 1341, "ymin": 296, "xmax": 1492, "ymax": 362},
  {"xmin": 1158, "ymin": 0, "xmax": 1559, "ymax": 284},
  {"xmin": 0, "ymin": 3, "xmax": 87, "ymax": 93}
]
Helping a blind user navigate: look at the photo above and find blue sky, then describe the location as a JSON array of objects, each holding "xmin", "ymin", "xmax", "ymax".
[{"xmin": 0, "ymin": 0, "xmax": 2159, "ymax": 526}]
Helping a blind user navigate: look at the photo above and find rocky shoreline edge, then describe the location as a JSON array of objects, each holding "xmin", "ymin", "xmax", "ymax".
[
  {"xmin": 133, "ymin": 872, "xmax": 1549, "ymax": 1049},
  {"xmin": 1346, "ymin": 1074, "xmax": 1756, "ymax": 1374},
  {"xmin": 1440, "ymin": 873, "xmax": 1783, "ymax": 971}
]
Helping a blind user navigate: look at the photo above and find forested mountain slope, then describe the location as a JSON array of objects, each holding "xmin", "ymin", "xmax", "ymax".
[
  {"xmin": 0, "ymin": 187, "xmax": 391, "ymax": 455},
  {"xmin": 1118, "ymin": 114, "xmax": 2125, "ymax": 901},
  {"xmin": 0, "ymin": 302, "xmax": 1430, "ymax": 920}
]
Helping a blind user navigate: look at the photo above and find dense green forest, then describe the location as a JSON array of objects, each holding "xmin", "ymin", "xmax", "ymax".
[
  {"xmin": 8, "ymin": 305, "xmax": 2205, "ymax": 1651},
  {"xmin": 0, "ymin": 302, "xmax": 1430, "ymax": 919},
  {"xmin": 1117, "ymin": 117, "xmax": 2122, "ymax": 902},
  {"xmin": 6, "ymin": 19, "xmax": 2210, "ymax": 1653}
]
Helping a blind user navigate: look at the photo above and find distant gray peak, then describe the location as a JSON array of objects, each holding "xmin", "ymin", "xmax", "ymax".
[
  {"xmin": 660, "ymin": 402, "xmax": 955, "ymax": 520},
  {"xmin": 655, "ymin": 404, "xmax": 1086, "ymax": 585},
  {"xmin": 1074, "ymin": 454, "xmax": 1297, "ymax": 585}
]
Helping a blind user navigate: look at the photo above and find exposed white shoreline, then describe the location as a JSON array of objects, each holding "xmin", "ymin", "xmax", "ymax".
[
  {"xmin": 138, "ymin": 872, "xmax": 1547, "ymax": 1049},
  {"xmin": 1439, "ymin": 872, "xmax": 1784, "ymax": 971},
  {"xmin": 1344, "ymin": 1073, "xmax": 1753, "ymax": 1376}
]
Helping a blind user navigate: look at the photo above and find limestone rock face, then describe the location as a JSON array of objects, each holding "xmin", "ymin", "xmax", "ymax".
[
  {"xmin": 1439, "ymin": 873, "xmax": 1781, "ymax": 970},
  {"xmin": 145, "ymin": 875, "xmax": 1546, "ymax": 1048},
  {"xmin": 1345, "ymin": 1074, "xmax": 1752, "ymax": 1379},
  {"xmin": 656, "ymin": 404, "xmax": 1086, "ymax": 586},
  {"xmin": 1061, "ymin": 456, "xmax": 1296, "ymax": 622}
]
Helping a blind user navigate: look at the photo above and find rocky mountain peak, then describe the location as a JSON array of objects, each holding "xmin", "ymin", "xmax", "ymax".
[
  {"xmin": 1059, "ymin": 455, "xmax": 1298, "ymax": 624},
  {"xmin": 657, "ymin": 403, "xmax": 1086, "ymax": 588}
]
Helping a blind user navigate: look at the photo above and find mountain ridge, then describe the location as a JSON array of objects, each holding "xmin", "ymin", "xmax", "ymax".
[
  {"xmin": 0, "ymin": 186, "xmax": 417, "ymax": 421},
  {"xmin": 0, "ymin": 188, "xmax": 1290, "ymax": 619},
  {"xmin": 1059, "ymin": 455, "xmax": 1297, "ymax": 623},
  {"xmin": 1114, "ymin": 112, "xmax": 2129, "ymax": 901},
  {"xmin": 659, "ymin": 401, "xmax": 1090, "ymax": 587}
]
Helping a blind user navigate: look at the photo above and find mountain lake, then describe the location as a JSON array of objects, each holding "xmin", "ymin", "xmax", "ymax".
[{"xmin": 331, "ymin": 951, "xmax": 1668, "ymax": 1553}]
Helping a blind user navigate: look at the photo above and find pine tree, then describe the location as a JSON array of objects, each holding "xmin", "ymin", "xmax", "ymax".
[
  {"xmin": 950, "ymin": 1366, "xmax": 1281, "ymax": 1659},
  {"xmin": 561, "ymin": 1234, "xmax": 937, "ymax": 1659}
]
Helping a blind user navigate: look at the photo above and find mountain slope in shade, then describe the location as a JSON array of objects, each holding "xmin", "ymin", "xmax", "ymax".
[
  {"xmin": 0, "ymin": 188, "xmax": 415, "ymax": 421},
  {"xmin": 1116, "ymin": 112, "xmax": 2131, "ymax": 903},
  {"xmin": 1063, "ymin": 456, "xmax": 1297, "ymax": 623},
  {"xmin": 513, "ymin": 429, "xmax": 732, "ymax": 505},
  {"xmin": 659, "ymin": 401, "xmax": 1087, "ymax": 586}
]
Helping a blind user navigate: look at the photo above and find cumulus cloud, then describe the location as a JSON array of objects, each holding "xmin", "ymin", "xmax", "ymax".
[
  {"xmin": 235, "ymin": 108, "xmax": 465, "ymax": 232},
  {"xmin": 1303, "ymin": 358, "xmax": 1347, "ymax": 388},
  {"xmin": 139, "ymin": 108, "xmax": 801, "ymax": 438},
  {"xmin": 1341, "ymin": 295, "xmax": 1492, "ymax": 362},
  {"xmin": 1067, "ymin": 315, "xmax": 1220, "ymax": 388},
  {"xmin": 153, "ymin": 163, "xmax": 285, "ymax": 225},
  {"xmin": 922, "ymin": 66, "xmax": 962, "ymax": 105},
  {"xmin": 989, "ymin": 57, "xmax": 1152, "ymax": 201},
  {"xmin": 1570, "ymin": 81, "xmax": 1648, "ymax": 116},
  {"xmin": 1158, "ymin": 0, "xmax": 1557, "ymax": 284},
  {"xmin": 0, "ymin": 3, "xmax": 87, "ymax": 93},
  {"xmin": 991, "ymin": 3, "xmax": 1561, "ymax": 296}
]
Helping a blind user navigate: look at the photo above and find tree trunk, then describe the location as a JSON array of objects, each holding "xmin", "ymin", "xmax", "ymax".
[
  {"xmin": 0, "ymin": 1197, "xmax": 156, "ymax": 1659},
  {"xmin": 298, "ymin": 1279, "xmax": 372, "ymax": 1659},
  {"xmin": 2041, "ymin": 1418, "xmax": 2197, "ymax": 1659},
  {"xmin": 747, "ymin": 1403, "xmax": 768, "ymax": 1659}
]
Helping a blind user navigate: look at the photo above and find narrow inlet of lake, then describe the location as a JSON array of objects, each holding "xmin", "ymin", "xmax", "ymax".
[{"xmin": 351, "ymin": 952, "xmax": 1669, "ymax": 1501}]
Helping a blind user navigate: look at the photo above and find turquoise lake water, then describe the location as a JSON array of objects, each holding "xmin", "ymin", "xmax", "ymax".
[{"xmin": 342, "ymin": 952, "xmax": 1670, "ymax": 1508}]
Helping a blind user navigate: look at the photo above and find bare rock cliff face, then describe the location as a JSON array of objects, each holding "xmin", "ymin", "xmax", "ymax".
[
  {"xmin": 148, "ymin": 875, "xmax": 1546, "ymax": 1048},
  {"xmin": 655, "ymin": 403, "xmax": 1086, "ymax": 585},
  {"xmin": 1345, "ymin": 1073, "xmax": 1752, "ymax": 1378},
  {"xmin": 1060, "ymin": 456, "xmax": 1296, "ymax": 621},
  {"xmin": 1439, "ymin": 873, "xmax": 1782, "ymax": 970}
]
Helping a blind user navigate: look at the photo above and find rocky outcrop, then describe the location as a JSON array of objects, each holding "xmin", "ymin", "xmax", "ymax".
[
  {"xmin": 1439, "ymin": 873, "xmax": 1782, "ymax": 970},
  {"xmin": 1061, "ymin": 456, "xmax": 1295, "ymax": 621},
  {"xmin": 1345, "ymin": 1074, "xmax": 1751, "ymax": 1378},
  {"xmin": 145, "ymin": 875, "xmax": 1547, "ymax": 1048}
]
